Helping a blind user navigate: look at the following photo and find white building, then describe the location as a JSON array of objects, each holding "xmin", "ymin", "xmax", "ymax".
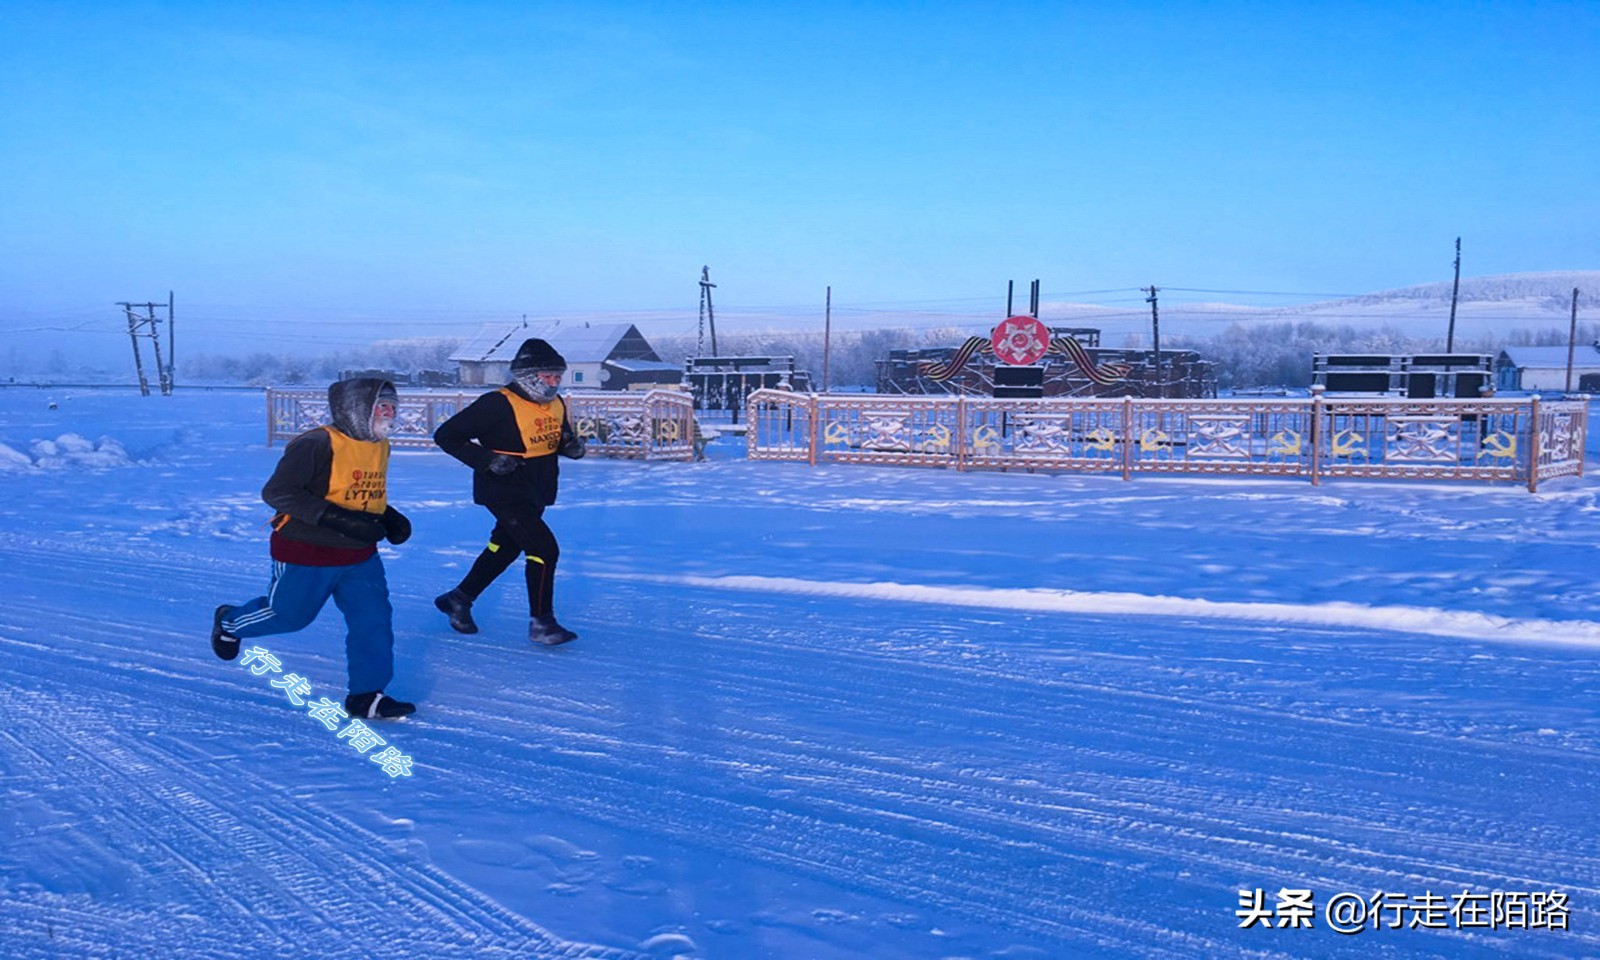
[
  {"xmin": 450, "ymin": 321, "xmax": 670, "ymax": 390},
  {"xmin": 1495, "ymin": 344, "xmax": 1600, "ymax": 392}
]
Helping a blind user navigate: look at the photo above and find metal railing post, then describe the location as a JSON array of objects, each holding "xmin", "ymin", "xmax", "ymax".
[
  {"xmin": 1121, "ymin": 396, "xmax": 1133, "ymax": 481},
  {"xmin": 807, "ymin": 393, "xmax": 819, "ymax": 467},
  {"xmin": 1576, "ymin": 398, "xmax": 1588, "ymax": 479},
  {"xmin": 1528, "ymin": 395, "xmax": 1542, "ymax": 493},
  {"xmin": 956, "ymin": 395, "xmax": 967, "ymax": 471},
  {"xmin": 1310, "ymin": 389, "xmax": 1324, "ymax": 486}
]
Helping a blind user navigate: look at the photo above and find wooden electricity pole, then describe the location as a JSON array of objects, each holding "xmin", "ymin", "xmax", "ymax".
[
  {"xmin": 699, "ymin": 266, "xmax": 718, "ymax": 356},
  {"xmin": 822, "ymin": 285, "xmax": 832, "ymax": 393},
  {"xmin": 118, "ymin": 298, "xmax": 175, "ymax": 396},
  {"xmin": 1145, "ymin": 285, "xmax": 1162, "ymax": 398},
  {"xmin": 166, "ymin": 291, "xmax": 175, "ymax": 391},
  {"xmin": 1566, "ymin": 287, "xmax": 1581, "ymax": 393},
  {"xmin": 1446, "ymin": 237, "xmax": 1462, "ymax": 352},
  {"xmin": 123, "ymin": 304, "xmax": 150, "ymax": 395}
]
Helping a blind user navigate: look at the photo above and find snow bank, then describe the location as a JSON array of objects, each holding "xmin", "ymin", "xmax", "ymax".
[
  {"xmin": 2, "ymin": 434, "xmax": 136, "ymax": 471},
  {"xmin": 601, "ymin": 572, "xmax": 1600, "ymax": 651},
  {"xmin": 0, "ymin": 443, "xmax": 32, "ymax": 473}
]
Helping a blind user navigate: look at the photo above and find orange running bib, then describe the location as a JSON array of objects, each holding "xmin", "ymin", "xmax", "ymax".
[
  {"xmin": 323, "ymin": 427, "xmax": 389, "ymax": 514},
  {"xmin": 496, "ymin": 388, "xmax": 565, "ymax": 458}
]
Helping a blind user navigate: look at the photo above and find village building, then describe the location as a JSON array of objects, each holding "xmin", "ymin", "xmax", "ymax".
[
  {"xmin": 1495, "ymin": 344, "xmax": 1600, "ymax": 393},
  {"xmin": 449, "ymin": 321, "xmax": 678, "ymax": 390}
]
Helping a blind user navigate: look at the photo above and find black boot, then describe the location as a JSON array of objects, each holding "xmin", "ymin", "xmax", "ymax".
[
  {"xmin": 345, "ymin": 691, "xmax": 416, "ymax": 719},
  {"xmin": 433, "ymin": 589, "xmax": 479, "ymax": 634},
  {"xmin": 211, "ymin": 605, "xmax": 240, "ymax": 661},
  {"xmin": 528, "ymin": 615, "xmax": 578, "ymax": 646}
]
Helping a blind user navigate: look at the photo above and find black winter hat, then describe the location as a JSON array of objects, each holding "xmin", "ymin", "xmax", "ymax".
[{"xmin": 510, "ymin": 338, "xmax": 566, "ymax": 374}]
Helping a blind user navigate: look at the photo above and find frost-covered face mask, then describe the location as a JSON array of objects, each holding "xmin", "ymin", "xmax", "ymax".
[
  {"xmin": 370, "ymin": 399, "xmax": 397, "ymax": 440},
  {"xmin": 515, "ymin": 370, "xmax": 562, "ymax": 403}
]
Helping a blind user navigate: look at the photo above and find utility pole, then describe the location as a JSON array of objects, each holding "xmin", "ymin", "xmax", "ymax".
[
  {"xmin": 117, "ymin": 298, "xmax": 175, "ymax": 396},
  {"xmin": 1145, "ymin": 285, "xmax": 1162, "ymax": 398},
  {"xmin": 1030, "ymin": 278, "xmax": 1040, "ymax": 318},
  {"xmin": 822, "ymin": 285, "xmax": 832, "ymax": 393},
  {"xmin": 1006, "ymin": 280, "xmax": 1014, "ymax": 316},
  {"xmin": 1566, "ymin": 287, "xmax": 1581, "ymax": 393},
  {"xmin": 698, "ymin": 266, "xmax": 718, "ymax": 357},
  {"xmin": 123, "ymin": 305, "xmax": 150, "ymax": 396},
  {"xmin": 1446, "ymin": 237, "xmax": 1462, "ymax": 352},
  {"xmin": 167, "ymin": 291, "xmax": 175, "ymax": 391}
]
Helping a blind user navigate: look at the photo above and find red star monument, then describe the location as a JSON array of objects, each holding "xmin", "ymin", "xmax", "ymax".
[{"xmin": 990, "ymin": 315, "xmax": 1050, "ymax": 365}]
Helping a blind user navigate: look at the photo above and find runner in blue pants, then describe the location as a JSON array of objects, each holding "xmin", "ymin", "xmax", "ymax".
[
  {"xmin": 212, "ymin": 377, "xmax": 416, "ymax": 720},
  {"xmin": 223, "ymin": 556, "xmax": 395, "ymax": 700}
]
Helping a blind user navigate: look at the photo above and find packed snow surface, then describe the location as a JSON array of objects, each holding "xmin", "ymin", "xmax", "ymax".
[{"xmin": 2, "ymin": 387, "xmax": 1598, "ymax": 959}]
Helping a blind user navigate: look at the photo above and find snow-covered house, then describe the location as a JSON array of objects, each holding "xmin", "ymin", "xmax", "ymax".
[
  {"xmin": 449, "ymin": 322, "xmax": 674, "ymax": 390},
  {"xmin": 1495, "ymin": 344, "xmax": 1600, "ymax": 392}
]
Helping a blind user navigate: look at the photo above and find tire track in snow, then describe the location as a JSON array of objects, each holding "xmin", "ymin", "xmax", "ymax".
[
  {"xmin": 397, "ymin": 588, "xmax": 1600, "ymax": 958},
  {"xmin": 628, "ymin": 599, "xmax": 1600, "ymax": 888},
  {"xmin": 0, "ymin": 678, "xmax": 644, "ymax": 960},
  {"xmin": 7, "ymin": 522, "xmax": 1599, "ymax": 957},
  {"xmin": 12, "ymin": 617, "xmax": 1600, "ymax": 953},
  {"xmin": 34, "ymin": 563, "xmax": 1587, "ymax": 960},
  {"xmin": 0, "ymin": 653, "xmax": 643, "ymax": 958}
]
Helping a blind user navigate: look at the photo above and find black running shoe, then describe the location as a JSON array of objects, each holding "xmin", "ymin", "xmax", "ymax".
[
  {"xmin": 433, "ymin": 589, "xmax": 479, "ymax": 634},
  {"xmin": 211, "ymin": 605, "xmax": 240, "ymax": 661},
  {"xmin": 528, "ymin": 616, "xmax": 578, "ymax": 646},
  {"xmin": 345, "ymin": 691, "xmax": 416, "ymax": 719}
]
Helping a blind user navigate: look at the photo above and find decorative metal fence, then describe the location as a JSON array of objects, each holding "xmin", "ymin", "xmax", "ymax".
[
  {"xmin": 747, "ymin": 390, "xmax": 1589, "ymax": 492},
  {"xmin": 267, "ymin": 388, "xmax": 696, "ymax": 461},
  {"xmin": 565, "ymin": 389, "xmax": 696, "ymax": 461}
]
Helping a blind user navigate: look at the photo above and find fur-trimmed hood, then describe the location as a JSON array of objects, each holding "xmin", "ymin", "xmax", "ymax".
[{"xmin": 328, "ymin": 377, "xmax": 397, "ymax": 442}]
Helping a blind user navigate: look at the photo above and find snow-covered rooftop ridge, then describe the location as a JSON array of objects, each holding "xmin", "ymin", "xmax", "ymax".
[
  {"xmin": 1498, "ymin": 343, "xmax": 1600, "ymax": 366},
  {"xmin": 449, "ymin": 320, "xmax": 641, "ymax": 363}
]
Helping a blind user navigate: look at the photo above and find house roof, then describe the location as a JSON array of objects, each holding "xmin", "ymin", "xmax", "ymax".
[
  {"xmin": 1498, "ymin": 345, "xmax": 1600, "ymax": 369},
  {"xmin": 603, "ymin": 359, "xmax": 681, "ymax": 373},
  {"xmin": 450, "ymin": 321, "xmax": 643, "ymax": 364}
]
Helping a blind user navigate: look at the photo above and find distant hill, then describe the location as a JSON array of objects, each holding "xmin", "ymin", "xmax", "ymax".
[
  {"xmin": 1037, "ymin": 272, "xmax": 1600, "ymax": 346},
  {"xmin": 1329, "ymin": 271, "xmax": 1600, "ymax": 308}
]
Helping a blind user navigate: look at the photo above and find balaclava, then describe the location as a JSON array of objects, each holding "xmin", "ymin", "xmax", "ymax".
[
  {"xmin": 509, "ymin": 338, "xmax": 567, "ymax": 403},
  {"xmin": 369, "ymin": 382, "xmax": 399, "ymax": 440}
]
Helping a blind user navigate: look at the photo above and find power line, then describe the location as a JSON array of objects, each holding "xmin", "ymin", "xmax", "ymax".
[{"xmin": 1159, "ymin": 286, "xmax": 1367, "ymax": 298}]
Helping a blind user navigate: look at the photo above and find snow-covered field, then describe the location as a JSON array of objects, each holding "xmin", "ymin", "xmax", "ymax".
[{"xmin": 3, "ymin": 386, "xmax": 1598, "ymax": 960}]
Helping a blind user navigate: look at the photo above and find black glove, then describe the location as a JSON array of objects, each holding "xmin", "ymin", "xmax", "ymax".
[
  {"xmin": 317, "ymin": 505, "xmax": 386, "ymax": 543},
  {"xmin": 559, "ymin": 435, "xmax": 586, "ymax": 460},
  {"xmin": 486, "ymin": 454, "xmax": 521, "ymax": 476},
  {"xmin": 381, "ymin": 506, "xmax": 412, "ymax": 545}
]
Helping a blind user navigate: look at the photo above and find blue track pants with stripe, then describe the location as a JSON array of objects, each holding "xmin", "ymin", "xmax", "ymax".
[{"xmin": 222, "ymin": 554, "xmax": 394, "ymax": 696}]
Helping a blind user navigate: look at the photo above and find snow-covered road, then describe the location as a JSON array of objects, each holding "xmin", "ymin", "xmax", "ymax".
[{"xmin": 3, "ymin": 389, "xmax": 1598, "ymax": 959}]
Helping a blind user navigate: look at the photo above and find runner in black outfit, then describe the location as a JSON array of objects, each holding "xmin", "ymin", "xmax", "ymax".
[{"xmin": 431, "ymin": 338, "xmax": 586, "ymax": 646}]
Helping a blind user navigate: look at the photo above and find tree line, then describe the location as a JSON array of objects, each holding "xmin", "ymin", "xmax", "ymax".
[
  {"xmin": 1166, "ymin": 320, "xmax": 1599, "ymax": 389},
  {"xmin": 130, "ymin": 319, "xmax": 1600, "ymax": 390}
]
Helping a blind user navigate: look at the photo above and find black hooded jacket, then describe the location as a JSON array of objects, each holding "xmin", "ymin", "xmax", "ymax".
[
  {"xmin": 433, "ymin": 382, "xmax": 578, "ymax": 507},
  {"xmin": 263, "ymin": 378, "xmax": 396, "ymax": 553}
]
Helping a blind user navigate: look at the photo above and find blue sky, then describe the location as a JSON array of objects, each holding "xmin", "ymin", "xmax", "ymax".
[{"xmin": 1, "ymin": 1, "xmax": 1596, "ymax": 360}]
